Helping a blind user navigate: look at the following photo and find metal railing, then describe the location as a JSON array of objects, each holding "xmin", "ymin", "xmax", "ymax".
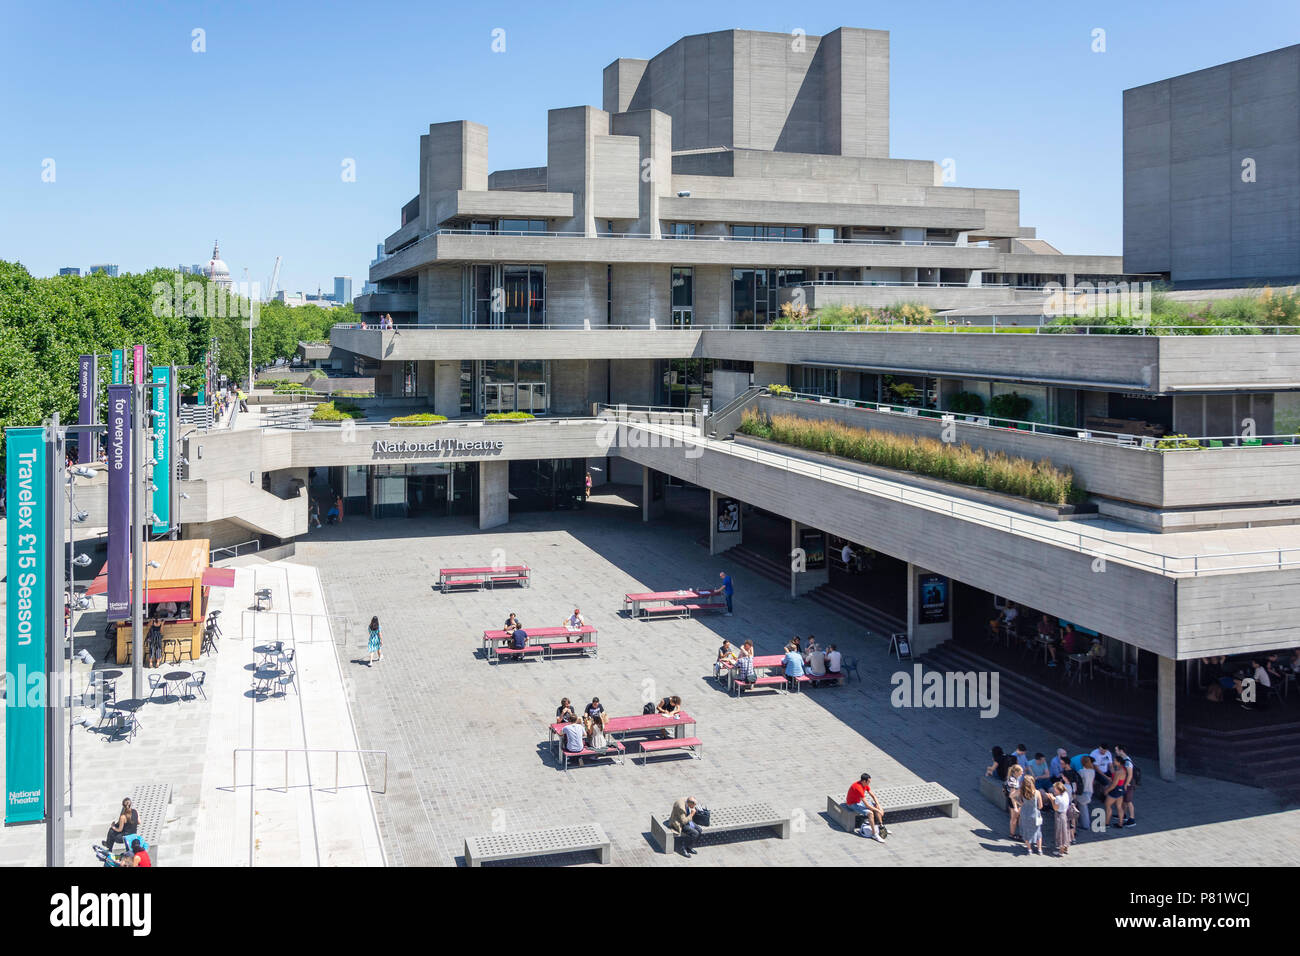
[
  {"xmin": 232, "ymin": 747, "xmax": 388, "ymax": 793},
  {"xmin": 427, "ymin": 226, "xmax": 965, "ymax": 247},
  {"xmin": 211, "ymin": 539, "xmax": 261, "ymax": 562},
  {"xmin": 614, "ymin": 413, "xmax": 1300, "ymax": 577},
  {"xmin": 331, "ymin": 320, "xmax": 1300, "ymax": 335},
  {"xmin": 765, "ymin": 389, "xmax": 1300, "ymax": 450}
]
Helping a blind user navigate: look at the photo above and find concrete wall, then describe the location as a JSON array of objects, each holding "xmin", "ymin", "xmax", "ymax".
[
  {"xmin": 1124, "ymin": 45, "xmax": 1300, "ymax": 282},
  {"xmin": 479, "ymin": 459, "xmax": 508, "ymax": 529}
]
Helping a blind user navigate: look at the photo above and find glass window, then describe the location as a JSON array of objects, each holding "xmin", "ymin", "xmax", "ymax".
[
  {"xmin": 732, "ymin": 269, "xmax": 755, "ymax": 327},
  {"xmin": 817, "ymin": 227, "xmax": 836, "ymax": 244},
  {"xmin": 731, "ymin": 225, "xmax": 755, "ymax": 240},
  {"xmin": 402, "ymin": 361, "xmax": 417, "ymax": 397},
  {"xmin": 671, "ymin": 267, "xmax": 693, "ymax": 309},
  {"xmin": 669, "ymin": 223, "xmax": 696, "ymax": 238}
]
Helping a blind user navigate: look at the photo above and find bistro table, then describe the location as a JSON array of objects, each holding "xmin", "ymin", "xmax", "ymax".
[
  {"xmin": 252, "ymin": 668, "xmax": 283, "ymax": 699},
  {"xmin": 548, "ymin": 712, "xmax": 696, "ymax": 759},
  {"xmin": 96, "ymin": 669, "xmax": 123, "ymax": 704},
  {"xmin": 623, "ymin": 590, "xmax": 711, "ymax": 617},
  {"xmin": 107, "ymin": 699, "xmax": 146, "ymax": 742},
  {"xmin": 162, "ymin": 671, "xmax": 191, "ymax": 704}
]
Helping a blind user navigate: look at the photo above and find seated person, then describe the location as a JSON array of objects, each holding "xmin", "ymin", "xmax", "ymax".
[
  {"xmin": 825, "ymin": 644, "xmax": 843, "ymax": 675},
  {"xmin": 583, "ymin": 713, "xmax": 610, "ymax": 754},
  {"xmin": 714, "ymin": 640, "xmax": 737, "ymax": 680},
  {"xmin": 562, "ymin": 607, "xmax": 585, "ymax": 630},
  {"xmin": 656, "ymin": 695, "xmax": 683, "ymax": 736},
  {"xmin": 326, "ymin": 505, "xmax": 339, "ymax": 524},
  {"xmin": 1049, "ymin": 748, "xmax": 1069, "ymax": 779},
  {"xmin": 1000, "ymin": 602, "xmax": 1019, "ymax": 632},
  {"xmin": 555, "ymin": 698, "xmax": 577, "ymax": 723},
  {"xmin": 503, "ymin": 612, "xmax": 521, "ymax": 634},
  {"xmin": 1037, "ymin": 615, "xmax": 1060, "ymax": 666},
  {"xmin": 1060, "ymin": 624, "xmax": 1080, "ymax": 656},
  {"xmin": 1290, "ymin": 648, "xmax": 1300, "ymax": 676},
  {"xmin": 783, "ymin": 642, "xmax": 805, "ymax": 687},
  {"xmin": 1028, "ymin": 752, "xmax": 1052, "ymax": 790},
  {"xmin": 734, "ymin": 643, "xmax": 756, "ymax": 683},
  {"xmin": 119, "ymin": 835, "xmax": 152, "ymax": 867},
  {"xmin": 804, "ymin": 643, "xmax": 827, "ymax": 677},
  {"xmin": 559, "ymin": 713, "xmax": 586, "ymax": 755},
  {"xmin": 583, "ymin": 697, "xmax": 605, "ymax": 722}
]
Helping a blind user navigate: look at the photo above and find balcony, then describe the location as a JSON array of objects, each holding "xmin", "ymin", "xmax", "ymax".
[{"xmin": 353, "ymin": 292, "xmax": 417, "ymax": 315}]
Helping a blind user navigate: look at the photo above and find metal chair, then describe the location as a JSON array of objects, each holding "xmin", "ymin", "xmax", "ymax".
[
  {"xmin": 147, "ymin": 674, "xmax": 165, "ymax": 702},
  {"xmin": 841, "ymin": 656, "xmax": 860, "ymax": 683},
  {"xmin": 276, "ymin": 667, "xmax": 298, "ymax": 698},
  {"xmin": 186, "ymin": 671, "xmax": 207, "ymax": 701}
]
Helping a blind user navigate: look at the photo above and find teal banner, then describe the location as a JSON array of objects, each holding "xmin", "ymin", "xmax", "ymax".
[
  {"xmin": 197, "ymin": 352, "xmax": 207, "ymax": 405},
  {"xmin": 111, "ymin": 349, "xmax": 124, "ymax": 385},
  {"xmin": 5, "ymin": 427, "xmax": 48, "ymax": 825},
  {"xmin": 151, "ymin": 366, "xmax": 171, "ymax": 533}
]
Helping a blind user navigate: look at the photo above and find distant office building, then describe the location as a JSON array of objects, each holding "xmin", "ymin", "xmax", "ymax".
[
  {"xmin": 58, "ymin": 267, "xmax": 80, "ymax": 276},
  {"xmin": 1124, "ymin": 43, "xmax": 1300, "ymax": 286},
  {"xmin": 89, "ymin": 264, "xmax": 119, "ymax": 277},
  {"xmin": 334, "ymin": 276, "xmax": 353, "ymax": 304}
]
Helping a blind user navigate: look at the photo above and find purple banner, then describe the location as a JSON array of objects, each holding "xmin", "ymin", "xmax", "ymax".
[
  {"xmin": 106, "ymin": 384, "xmax": 131, "ymax": 621},
  {"xmin": 78, "ymin": 354, "xmax": 96, "ymax": 464}
]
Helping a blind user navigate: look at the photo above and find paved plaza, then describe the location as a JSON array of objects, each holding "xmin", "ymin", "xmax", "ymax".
[{"xmin": 301, "ymin": 487, "xmax": 1300, "ymax": 867}]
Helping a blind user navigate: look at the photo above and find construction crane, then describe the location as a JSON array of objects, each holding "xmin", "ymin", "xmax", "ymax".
[{"xmin": 266, "ymin": 255, "xmax": 282, "ymax": 301}]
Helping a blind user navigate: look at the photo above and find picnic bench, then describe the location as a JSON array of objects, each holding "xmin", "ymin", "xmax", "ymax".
[
  {"xmin": 825, "ymin": 782, "xmax": 960, "ymax": 832},
  {"xmin": 439, "ymin": 565, "xmax": 530, "ymax": 593},
  {"xmin": 624, "ymin": 589, "xmax": 726, "ymax": 619},
  {"xmin": 728, "ymin": 655, "xmax": 788, "ymax": 696},
  {"xmin": 482, "ymin": 625, "xmax": 598, "ymax": 663},
  {"xmin": 637, "ymin": 736, "xmax": 702, "ymax": 765},
  {"xmin": 650, "ymin": 803, "xmax": 791, "ymax": 854},
  {"xmin": 559, "ymin": 740, "xmax": 626, "ymax": 772},
  {"xmin": 549, "ymin": 712, "xmax": 695, "ymax": 761},
  {"xmin": 130, "ymin": 781, "xmax": 172, "ymax": 863},
  {"xmin": 464, "ymin": 823, "xmax": 611, "ymax": 867}
]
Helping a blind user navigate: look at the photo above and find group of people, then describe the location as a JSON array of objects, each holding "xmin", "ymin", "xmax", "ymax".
[
  {"xmin": 102, "ymin": 797, "xmax": 152, "ymax": 867},
  {"xmin": 714, "ymin": 635, "xmax": 843, "ymax": 689},
  {"xmin": 987, "ymin": 742, "xmax": 1139, "ymax": 856},
  {"xmin": 994, "ymin": 603, "xmax": 1106, "ymax": 670},
  {"xmin": 358, "ymin": 314, "xmax": 397, "ymax": 330},
  {"xmin": 310, "ymin": 494, "xmax": 346, "ymax": 529},
  {"xmin": 555, "ymin": 693, "xmax": 685, "ymax": 762},
  {"xmin": 500, "ymin": 607, "xmax": 587, "ymax": 651},
  {"xmin": 1201, "ymin": 650, "xmax": 1297, "ymax": 708}
]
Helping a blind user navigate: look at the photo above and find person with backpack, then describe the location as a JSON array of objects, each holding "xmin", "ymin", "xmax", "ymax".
[
  {"xmin": 844, "ymin": 772, "xmax": 887, "ymax": 843},
  {"xmin": 367, "ymin": 616, "xmax": 383, "ymax": 666},
  {"xmin": 1115, "ymin": 745, "xmax": 1138, "ymax": 827}
]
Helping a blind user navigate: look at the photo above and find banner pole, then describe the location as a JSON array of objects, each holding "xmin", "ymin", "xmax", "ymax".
[
  {"xmin": 131, "ymin": 383, "xmax": 144, "ymax": 701},
  {"xmin": 45, "ymin": 415, "xmax": 66, "ymax": 867}
]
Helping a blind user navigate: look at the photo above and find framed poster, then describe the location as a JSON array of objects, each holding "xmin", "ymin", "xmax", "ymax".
[
  {"xmin": 798, "ymin": 529, "xmax": 826, "ymax": 570},
  {"xmin": 716, "ymin": 496, "xmax": 739, "ymax": 533},
  {"xmin": 918, "ymin": 573, "xmax": 949, "ymax": 624}
]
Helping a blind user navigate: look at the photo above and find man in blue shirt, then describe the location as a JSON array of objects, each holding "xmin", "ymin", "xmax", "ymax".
[
  {"xmin": 783, "ymin": 642, "xmax": 804, "ymax": 689},
  {"xmin": 715, "ymin": 571, "xmax": 734, "ymax": 615}
]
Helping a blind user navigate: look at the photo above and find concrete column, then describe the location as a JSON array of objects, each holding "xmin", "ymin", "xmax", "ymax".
[
  {"xmin": 906, "ymin": 563, "xmax": 954, "ymax": 656},
  {"xmin": 640, "ymin": 465, "xmax": 665, "ymax": 522},
  {"xmin": 433, "ymin": 361, "xmax": 460, "ymax": 418},
  {"xmin": 1157, "ymin": 654, "xmax": 1176, "ymax": 781},
  {"xmin": 709, "ymin": 489, "xmax": 742, "ymax": 555},
  {"xmin": 478, "ymin": 459, "xmax": 508, "ymax": 529},
  {"xmin": 791, "ymin": 521, "xmax": 829, "ymax": 598}
]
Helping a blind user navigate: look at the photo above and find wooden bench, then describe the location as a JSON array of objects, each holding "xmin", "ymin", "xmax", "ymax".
[
  {"xmin": 493, "ymin": 645, "xmax": 545, "ymax": 662},
  {"xmin": 733, "ymin": 675, "xmax": 788, "ymax": 697},
  {"xmin": 825, "ymin": 781, "xmax": 960, "ymax": 832},
  {"xmin": 637, "ymin": 736, "xmax": 703, "ymax": 765},
  {"xmin": 130, "ymin": 781, "xmax": 173, "ymax": 863},
  {"xmin": 545, "ymin": 641, "xmax": 598, "ymax": 659},
  {"xmin": 561, "ymin": 740, "xmax": 626, "ymax": 772},
  {"xmin": 650, "ymin": 803, "xmax": 790, "ymax": 854},
  {"xmin": 464, "ymin": 823, "xmax": 611, "ymax": 867}
]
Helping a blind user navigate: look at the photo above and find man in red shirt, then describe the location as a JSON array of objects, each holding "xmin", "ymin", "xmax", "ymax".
[{"xmin": 844, "ymin": 773, "xmax": 887, "ymax": 842}]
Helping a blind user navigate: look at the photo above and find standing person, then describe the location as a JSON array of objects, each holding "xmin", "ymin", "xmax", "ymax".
[
  {"xmin": 844, "ymin": 773, "xmax": 887, "ymax": 843},
  {"xmin": 714, "ymin": 571, "xmax": 734, "ymax": 616},
  {"xmin": 668, "ymin": 796, "xmax": 701, "ymax": 858},
  {"xmin": 840, "ymin": 541, "xmax": 855, "ymax": 573},
  {"xmin": 1115, "ymin": 745, "xmax": 1138, "ymax": 828},
  {"xmin": 1076, "ymin": 755, "xmax": 1097, "ymax": 829},
  {"xmin": 1005, "ymin": 764, "xmax": 1024, "ymax": 839},
  {"xmin": 309, "ymin": 501, "xmax": 322, "ymax": 529},
  {"xmin": 584, "ymin": 471, "xmax": 592, "ymax": 499},
  {"xmin": 1102, "ymin": 763, "xmax": 1128, "ymax": 831},
  {"xmin": 145, "ymin": 616, "xmax": 164, "ymax": 669},
  {"xmin": 366, "ymin": 616, "xmax": 383, "ymax": 666},
  {"xmin": 335, "ymin": 494, "xmax": 344, "ymax": 525},
  {"xmin": 1050, "ymin": 782, "xmax": 1072, "ymax": 856},
  {"xmin": 1089, "ymin": 744, "xmax": 1114, "ymax": 794},
  {"xmin": 1018, "ymin": 776, "xmax": 1044, "ymax": 855},
  {"xmin": 103, "ymin": 797, "xmax": 139, "ymax": 851}
]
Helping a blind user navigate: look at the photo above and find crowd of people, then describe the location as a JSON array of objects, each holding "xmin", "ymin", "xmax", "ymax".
[
  {"xmin": 713, "ymin": 634, "xmax": 843, "ymax": 689},
  {"xmin": 986, "ymin": 742, "xmax": 1139, "ymax": 856},
  {"xmin": 1200, "ymin": 650, "xmax": 1297, "ymax": 709},
  {"xmin": 554, "ymin": 693, "xmax": 687, "ymax": 763}
]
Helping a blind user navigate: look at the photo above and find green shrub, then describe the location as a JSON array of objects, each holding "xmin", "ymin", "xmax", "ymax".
[
  {"xmin": 767, "ymin": 383, "xmax": 792, "ymax": 394},
  {"xmin": 310, "ymin": 400, "xmax": 366, "ymax": 422},
  {"xmin": 947, "ymin": 391, "xmax": 984, "ymax": 414},
  {"xmin": 737, "ymin": 409, "xmax": 1083, "ymax": 505},
  {"xmin": 332, "ymin": 390, "xmax": 374, "ymax": 398},
  {"xmin": 485, "ymin": 411, "xmax": 535, "ymax": 420},
  {"xmin": 988, "ymin": 392, "xmax": 1032, "ymax": 422},
  {"xmin": 390, "ymin": 413, "xmax": 448, "ymax": 426},
  {"xmin": 1154, "ymin": 434, "xmax": 1203, "ymax": 450},
  {"xmin": 272, "ymin": 382, "xmax": 313, "ymax": 394}
]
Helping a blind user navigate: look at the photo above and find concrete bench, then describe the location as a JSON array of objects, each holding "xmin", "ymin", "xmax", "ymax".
[
  {"xmin": 650, "ymin": 803, "xmax": 791, "ymax": 854},
  {"xmin": 464, "ymin": 823, "xmax": 611, "ymax": 867},
  {"xmin": 733, "ymin": 675, "xmax": 788, "ymax": 696},
  {"xmin": 545, "ymin": 641, "xmax": 597, "ymax": 659},
  {"xmin": 493, "ymin": 645, "xmax": 545, "ymax": 663},
  {"xmin": 130, "ymin": 782, "xmax": 173, "ymax": 863},
  {"xmin": 980, "ymin": 774, "xmax": 1010, "ymax": 808},
  {"xmin": 637, "ymin": 736, "xmax": 702, "ymax": 765},
  {"xmin": 825, "ymin": 782, "xmax": 960, "ymax": 832},
  {"xmin": 561, "ymin": 740, "xmax": 626, "ymax": 772}
]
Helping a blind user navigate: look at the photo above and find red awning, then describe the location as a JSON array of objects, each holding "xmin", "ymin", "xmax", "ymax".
[
  {"xmin": 84, "ymin": 566, "xmax": 109, "ymax": 596},
  {"xmin": 143, "ymin": 587, "xmax": 194, "ymax": 604},
  {"xmin": 202, "ymin": 568, "xmax": 236, "ymax": 588}
]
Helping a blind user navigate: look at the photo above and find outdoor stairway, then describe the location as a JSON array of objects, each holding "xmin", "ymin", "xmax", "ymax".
[
  {"xmin": 922, "ymin": 642, "xmax": 1300, "ymax": 804},
  {"xmin": 720, "ymin": 542, "xmax": 906, "ymax": 639}
]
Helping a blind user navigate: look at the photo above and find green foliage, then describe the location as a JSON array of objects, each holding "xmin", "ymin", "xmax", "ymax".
[
  {"xmin": 946, "ymin": 391, "xmax": 985, "ymax": 414},
  {"xmin": 988, "ymin": 392, "xmax": 1032, "ymax": 422},
  {"xmin": 1153, "ymin": 434, "xmax": 1203, "ymax": 449},
  {"xmin": 309, "ymin": 400, "xmax": 366, "ymax": 422},
  {"xmin": 888, "ymin": 382, "xmax": 919, "ymax": 404},
  {"xmin": 765, "ymin": 301, "xmax": 936, "ymax": 330},
  {"xmin": 737, "ymin": 409, "xmax": 1083, "ymax": 506},
  {"xmin": 485, "ymin": 411, "xmax": 535, "ymax": 420},
  {"xmin": 272, "ymin": 383, "xmax": 314, "ymax": 394},
  {"xmin": 1045, "ymin": 286, "xmax": 1300, "ymax": 334},
  {"xmin": 390, "ymin": 413, "xmax": 448, "ymax": 426},
  {"xmin": 767, "ymin": 383, "xmax": 792, "ymax": 394}
]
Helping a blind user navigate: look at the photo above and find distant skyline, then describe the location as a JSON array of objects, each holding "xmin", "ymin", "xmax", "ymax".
[{"xmin": 2, "ymin": 0, "xmax": 1297, "ymax": 294}]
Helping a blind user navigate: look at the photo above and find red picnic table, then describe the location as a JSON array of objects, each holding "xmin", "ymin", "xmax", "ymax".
[
  {"xmin": 482, "ymin": 624, "xmax": 598, "ymax": 662},
  {"xmin": 721, "ymin": 654, "xmax": 844, "ymax": 695},
  {"xmin": 623, "ymin": 589, "xmax": 725, "ymax": 619},
  {"xmin": 549, "ymin": 711, "xmax": 696, "ymax": 760},
  {"xmin": 439, "ymin": 565, "xmax": 530, "ymax": 593}
]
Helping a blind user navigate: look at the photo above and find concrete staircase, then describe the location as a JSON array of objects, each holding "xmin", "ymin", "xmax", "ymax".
[{"xmin": 922, "ymin": 641, "xmax": 1300, "ymax": 804}]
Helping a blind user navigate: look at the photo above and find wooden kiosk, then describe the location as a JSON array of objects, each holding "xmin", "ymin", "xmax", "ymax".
[{"xmin": 88, "ymin": 538, "xmax": 234, "ymax": 664}]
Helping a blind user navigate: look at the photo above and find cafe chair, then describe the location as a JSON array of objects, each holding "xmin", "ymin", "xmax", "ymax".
[
  {"xmin": 841, "ymin": 656, "xmax": 860, "ymax": 683},
  {"xmin": 277, "ymin": 667, "xmax": 298, "ymax": 698},
  {"xmin": 186, "ymin": 671, "xmax": 207, "ymax": 701},
  {"xmin": 147, "ymin": 674, "xmax": 166, "ymax": 702}
]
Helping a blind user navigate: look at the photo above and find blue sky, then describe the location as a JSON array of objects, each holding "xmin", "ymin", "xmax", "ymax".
[{"xmin": 2, "ymin": 0, "xmax": 1297, "ymax": 294}]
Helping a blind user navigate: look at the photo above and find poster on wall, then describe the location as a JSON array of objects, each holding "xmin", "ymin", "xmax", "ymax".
[
  {"xmin": 918, "ymin": 573, "xmax": 950, "ymax": 624},
  {"xmin": 716, "ymin": 496, "xmax": 739, "ymax": 533},
  {"xmin": 799, "ymin": 529, "xmax": 826, "ymax": 570}
]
